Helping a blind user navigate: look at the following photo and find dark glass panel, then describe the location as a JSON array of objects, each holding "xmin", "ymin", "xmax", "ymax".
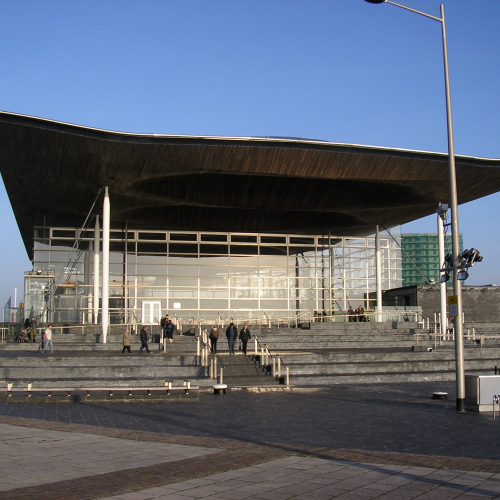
[
  {"xmin": 231, "ymin": 235, "xmax": 257, "ymax": 243},
  {"xmin": 230, "ymin": 245, "xmax": 258, "ymax": 255},
  {"xmin": 35, "ymin": 228, "xmax": 50, "ymax": 239},
  {"xmin": 201, "ymin": 234, "xmax": 227, "ymax": 242},
  {"xmin": 110, "ymin": 241, "xmax": 126, "ymax": 252},
  {"xmin": 169, "ymin": 243, "xmax": 198, "ymax": 254},
  {"xmin": 138, "ymin": 232, "xmax": 166, "ymax": 240},
  {"xmin": 52, "ymin": 229, "xmax": 76, "ymax": 238},
  {"xmin": 260, "ymin": 246, "xmax": 287, "ymax": 256},
  {"xmin": 290, "ymin": 237, "xmax": 315, "ymax": 245},
  {"xmin": 170, "ymin": 233, "xmax": 197, "ymax": 241},
  {"xmin": 200, "ymin": 244, "xmax": 228, "ymax": 255},
  {"xmin": 137, "ymin": 242, "xmax": 168, "ymax": 254},
  {"xmin": 261, "ymin": 236, "xmax": 286, "ymax": 244}
]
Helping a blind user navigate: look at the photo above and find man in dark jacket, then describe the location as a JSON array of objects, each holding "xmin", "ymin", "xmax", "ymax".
[
  {"xmin": 29, "ymin": 316, "xmax": 37, "ymax": 342},
  {"xmin": 239, "ymin": 324, "xmax": 251, "ymax": 355},
  {"xmin": 225, "ymin": 322, "xmax": 237, "ymax": 355},
  {"xmin": 139, "ymin": 326, "xmax": 151, "ymax": 353}
]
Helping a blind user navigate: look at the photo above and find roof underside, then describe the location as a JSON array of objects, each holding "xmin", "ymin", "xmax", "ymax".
[{"xmin": 1, "ymin": 112, "xmax": 500, "ymax": 259}]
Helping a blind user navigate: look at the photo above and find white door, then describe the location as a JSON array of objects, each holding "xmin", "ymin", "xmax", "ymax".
[{"xmin": 142, "ymin": 301, "xmax": 161, "ymax": 324}]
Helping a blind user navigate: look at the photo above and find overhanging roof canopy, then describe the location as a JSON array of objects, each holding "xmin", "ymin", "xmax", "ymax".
[{"xmin": 2, "ymin": 111, "xmax": 500, "ymax": 258}]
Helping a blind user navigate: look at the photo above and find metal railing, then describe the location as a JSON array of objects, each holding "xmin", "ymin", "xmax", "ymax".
[
  {"xmin": 252, "ymin": 336, "xmax": 290, "ymax": 386},
  {"xmin": 197, "ymin": 329, "xmax": 225, "ymax": 383}
]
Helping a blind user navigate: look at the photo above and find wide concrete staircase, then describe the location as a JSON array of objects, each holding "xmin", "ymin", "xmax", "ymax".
[
  {"xmin": 1, "ymin": 321, "xmax": 499, "ymax": 389},
  {"xmin": 0, "ymin": 332, "xmax": 213, "ymax": 389},
  {"xmin": 249, "ymin": 322, "xmax": 500, "ymax": 385}
]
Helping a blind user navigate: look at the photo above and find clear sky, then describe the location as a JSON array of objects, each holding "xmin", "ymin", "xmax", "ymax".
[{"xmin": 0, "ymin": 0, "xmax": 499, "ymax": 306}]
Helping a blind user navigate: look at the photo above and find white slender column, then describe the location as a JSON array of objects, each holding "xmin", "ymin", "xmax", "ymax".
[
  {"xmin": 102, "ymin": 188, "xmax": 110, "ymax": 343},
  {"xmin": 375, "ymin": 226, "xmax": 382, "ymax": 322},
  {"xmin": 93, "ymin": 215, "xmax": 100, "ymax": 325},
  {"xmin": 437, "ymin": 209, "xmax": 447, "ymax": 341}
]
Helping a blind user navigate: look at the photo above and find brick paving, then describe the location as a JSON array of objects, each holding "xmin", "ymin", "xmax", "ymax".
[{"xmin": 0, "ymin": 381, "xmax": 499, "ymax": 499}]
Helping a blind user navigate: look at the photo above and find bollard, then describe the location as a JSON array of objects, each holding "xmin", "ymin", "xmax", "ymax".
[
  {"xmin": 286, "ymin": 367, "xmax": 290, "ymax": 386},
  {"xmin": 219, "ymin": 367, "xmax": 224, "ymax": 385},
  {"xmin": 27, "ymin": 383, "xmax": 32, "ymax": 398},
  {"xmin": 184, "ymin": 380, "xmax": 191, "ymax": 395},
  {"xmin": 278, "ymin": 357, "xmax": 281, "ymax": 379},
  {"xmin": 254, "ymin": 337, "xmax": 258, "ymax": 356},
  {"xmin": 272, "ymin": 357, "xmax": 276, "ymax": 377},
  {"xmin": 197, "ymin": 336, "xmax": 200, "ymax": 356},
  {"xmin": 7, "ymin": 383, "xmax": 12, "ymax": 397},
  {"xmin": 163, "ymin": 338, "xmax": 167, "ymax": 353},
  {"xmin": 493, "ymin": 395, "xmax": 500, "ymax": 419}
]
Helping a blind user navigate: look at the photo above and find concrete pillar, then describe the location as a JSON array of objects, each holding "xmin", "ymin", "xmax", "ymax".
[
  {"xmin": 84, "ymin": 242, "xmax": 92, "ymax": 325},
  {"xmin": 438, "ymin": 210, "xmax": 447, "ymax": 340},
  {"xmin": 93, "ymin": 215, "xmax": 100, "ymax": 325},
  {"xmin": 375, "ymin": 226, "xmax": 383, "ymax": 322},
  {"xmin": 102, "ymin": 188, "xmax": 110, "ymax": 343}
]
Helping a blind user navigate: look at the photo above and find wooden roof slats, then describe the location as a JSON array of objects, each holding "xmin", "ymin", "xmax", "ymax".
[{"xmin": 1, "ymin": 112, "xmax": 500, "ymax": 258}]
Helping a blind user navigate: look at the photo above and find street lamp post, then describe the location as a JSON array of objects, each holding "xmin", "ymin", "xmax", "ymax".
[{"xmin": 364, "ymin": 0, "xmax": 465, "ymax": 412}]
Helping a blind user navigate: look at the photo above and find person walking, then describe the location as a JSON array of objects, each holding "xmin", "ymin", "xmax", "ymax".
[
  {"xmin": 357, "ymin": 305, "xmax": 366, "ymax": 322},
  {"xmin": 139, "ymin": 325, "xmax": 151, "ymax": 354},
  {"xmin": 209, "ymin": 325, "xmax": 219, "ymax": 354},
  {"xmin": 29, "ymin": 316, "xmax": 37, "ymax": 342},
  {"xmin": 160, "ymin": 314, "xmax": 169, "ymax": 341},
  {"xmin": 239, "ymin": 324, "xmax": 251, "ymax": 355},
  {"xmin": 41, "ymin": 325, "xmax": 53, "ymax": 354},
  {"xmin": 122, "ymin": 329, "xmax": 131, "ymax": 353},
  {"xmin": 165, "ymin": 320, "xmax": 175, "ymax": 344},
  {"xmin": 225, "ymin": 322, "xmax": 237, "ymax": 355},
  {"xmin": 347, "ymin": 306, "xmax": 355, "ymax": 322}
]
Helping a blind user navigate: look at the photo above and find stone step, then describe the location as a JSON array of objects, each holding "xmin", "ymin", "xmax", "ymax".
[
  {"xmin": 215, "ymin": 354, "xmax": 278, "ymax": 387},
  {"xmin": 286, "ymin": 358, "xmax": 498, "ymax": 376},
  {"xmin": 0, "ymin": 364, "xmax": 207, "ymax": 379},
  {"xmin": 278, "ymin": 347, "xmax": 500, "ymax": 364},
  {"xmin": 287, "ymin": 370, "xmax": 466, "ymax": 385}
]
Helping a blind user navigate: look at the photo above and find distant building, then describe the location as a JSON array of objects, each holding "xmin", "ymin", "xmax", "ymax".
[{"xmin": 401, "ymin": 233, "xmax": 463, "ymax": 287}]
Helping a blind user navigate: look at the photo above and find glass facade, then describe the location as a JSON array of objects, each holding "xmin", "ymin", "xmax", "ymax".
[{"xmin": 25, "ymin": 226, "xmax": 403, "ymax": 324}]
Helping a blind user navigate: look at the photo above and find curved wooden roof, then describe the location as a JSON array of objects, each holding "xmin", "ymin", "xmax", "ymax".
[{"xmin": 1, "ymin": 111, "xmax": 500, "ymax": 258}]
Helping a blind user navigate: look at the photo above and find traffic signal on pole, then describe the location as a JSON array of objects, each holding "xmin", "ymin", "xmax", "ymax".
[
  {"xmin": 461, "ymin": 248, "xmax": 483, "ymax": 265},
  {"xmin": 441, "ymin": 253, "xmax": 453, "ymax": 283}
]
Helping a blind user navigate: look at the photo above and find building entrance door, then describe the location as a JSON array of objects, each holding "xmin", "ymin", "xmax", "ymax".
[{"xmin": 142, "ymin": 301, "xmax": 161, "ymax": 324}]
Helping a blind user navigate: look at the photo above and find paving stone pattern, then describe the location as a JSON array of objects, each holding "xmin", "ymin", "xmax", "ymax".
[{"xmin": 1, "ymin": 381, "xmax": 500, "ymax": 499}]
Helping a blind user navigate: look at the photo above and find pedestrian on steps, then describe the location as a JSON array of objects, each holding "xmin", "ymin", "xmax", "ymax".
[
  {"xmin": 41, "ymin": 325, "xmax": 53, "ymax": 354},
  {"xmin": 239, "ymin": 324, "xmax": 251, "ymax": 355},
  {"xmin": 122, "ymin": 329, "xmax": 131, "ymax": 353},
  {"xmin": 139, "ymin": 326, "xmax": 151, "ymax": 354},
  {"xmin": 209, "ymin": 325, "xmax": 219, "ymax": 353},
  {"xmin": 225, "ymin": 322, "xmax": 237, "ymax": 355}
]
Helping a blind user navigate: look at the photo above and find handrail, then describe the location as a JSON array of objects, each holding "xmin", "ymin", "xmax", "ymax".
[
  {"xmin": 253, "ymin": 336, "xmax": 289, "ymax": 386},
  {"xmin": 197, "ymin": 331, "xmax": 225, "ymax": 383}
]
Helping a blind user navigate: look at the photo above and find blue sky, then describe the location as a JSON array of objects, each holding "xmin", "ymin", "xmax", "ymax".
[{"xmin": 1, "ymin": 0, "xmax": 499, "ymax": 305}]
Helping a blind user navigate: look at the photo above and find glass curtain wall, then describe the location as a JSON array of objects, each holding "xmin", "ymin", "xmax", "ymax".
[{"xmin": 25, "ymin": 226, "xmax": 402, "ymax": 324}]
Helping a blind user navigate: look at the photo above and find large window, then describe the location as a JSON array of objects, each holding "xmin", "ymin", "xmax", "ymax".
[{"xmin": 27, "ymin": 227, "xmax": 402, "ymax": 324}]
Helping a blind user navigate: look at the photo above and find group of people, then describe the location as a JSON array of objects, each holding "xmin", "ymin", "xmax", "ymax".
[
  {"xmin": 347, "ymin": 305, "xmax": 367, "ymax": 322},
  {"xmin": 16, "ymin": 316, "xmax": 37, "ymax": 343},
  {"xmin": 209, "ymin": 322, "xmax": 251, "ymax": 355},
  {"xmin": 121, "ymin": 314, "xmax": 177, "ymax": 354},
  {"xmin": 15, "ymin": 317, "xmax": 53, "ymax": 353}
]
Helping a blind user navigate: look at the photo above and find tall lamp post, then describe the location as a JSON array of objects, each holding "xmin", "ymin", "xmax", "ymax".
[{"xmin": 365, "ymin": 0, "xmax": 465, "ymax": 412}]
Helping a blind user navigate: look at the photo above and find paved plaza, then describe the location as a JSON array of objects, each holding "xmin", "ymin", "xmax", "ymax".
[{"xmin": 0, "ymin": 381, "xmax": 499, "ymax": 499}]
